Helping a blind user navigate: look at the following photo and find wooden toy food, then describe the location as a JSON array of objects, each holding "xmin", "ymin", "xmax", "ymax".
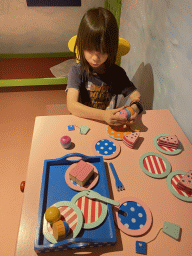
[
  {"xmin": 177, "ymin": 170, "xmax": 192, "ymax": 194},
  {"xmin": 60, "ymin": 136, "xmax": 71, "ymax": 149},
  {"xmin": 157, "ymin": 135, "xmax": 179, "ymax": 149},
  {"xmin": 123, "ymin": 132, "xmax": 140, "ymax": 148},
  {"xmin": 45, "ymin": 206, "xmax": 61, "ymax": 223},
  {"xmin": 116, "ymin": 107, "xmax": 135, "ymax": 120},
  {"xmin": 69, "ymin": 160, "xmax": 94, "ymax": 186},
  {"xmin": 52, "ymin": 220, "xmax": 70, "ymax": 241}
]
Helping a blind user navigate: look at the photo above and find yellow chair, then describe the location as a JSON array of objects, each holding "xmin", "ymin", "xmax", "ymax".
[{"xmin": 68, "ymin": 35, "xmax": 130, "ymax": 67}]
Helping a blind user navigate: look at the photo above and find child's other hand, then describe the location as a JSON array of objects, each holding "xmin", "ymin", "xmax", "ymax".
[{"xmin": 104, "ymin": 106, "xmax": 127, "ymax": 126}]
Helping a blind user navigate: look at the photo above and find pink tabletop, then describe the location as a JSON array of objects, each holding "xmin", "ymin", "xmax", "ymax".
[{"xmin": 15, "ymin": 110, "xmax": 192, "ymax": 256}]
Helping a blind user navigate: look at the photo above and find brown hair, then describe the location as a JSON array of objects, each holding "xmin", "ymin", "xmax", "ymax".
[{"xmin": 74, "ymin": 7, "xmax": 119, "ymax": 74}]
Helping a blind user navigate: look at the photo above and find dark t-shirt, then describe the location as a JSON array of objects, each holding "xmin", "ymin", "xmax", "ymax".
[{"xmin": 66, "ymin": 63, "xmax": 137, "ymax": 110}]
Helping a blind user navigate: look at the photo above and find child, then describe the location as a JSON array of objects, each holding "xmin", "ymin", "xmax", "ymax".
[{"xmin": 66, "ymin": 7, "xmax": 143, "ymax": 126}]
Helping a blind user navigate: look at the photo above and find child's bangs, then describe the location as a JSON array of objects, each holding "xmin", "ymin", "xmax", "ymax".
[{"xmin": 84, "ymin": 31, "xmax": 107, "ymax": 54}]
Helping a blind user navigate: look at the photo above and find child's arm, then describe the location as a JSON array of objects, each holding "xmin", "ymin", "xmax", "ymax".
[
  {"xmin": 129, "ymin": 90, "xmax": 141, "ymax": 114},
  {"xmin": 67, "ymin": 88, "xmax": 127, "ymax": 126}
]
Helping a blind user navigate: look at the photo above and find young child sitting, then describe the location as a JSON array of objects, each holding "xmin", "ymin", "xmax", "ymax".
[{"xmin": 66, "ymin": 7, "xmax": 143, "ymax": 126}]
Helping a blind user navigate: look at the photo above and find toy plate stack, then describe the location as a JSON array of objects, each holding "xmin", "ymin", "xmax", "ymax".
[{"xmin": 177, "ymin": 170, "xmax": 192, "ymax": 194}]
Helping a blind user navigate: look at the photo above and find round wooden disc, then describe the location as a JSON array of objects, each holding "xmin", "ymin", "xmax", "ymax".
[
  {"xmin": 106, "ymin": 125, "xmax": 133, "ymax": 140},
  {"xmin": 139, "ymin": 152, "xmax": 172, "ymax": 179},
  {"xmin": 115, "ymin": 197, "xmax": 152, "ymax": 236},
  {"xmin": 92, "ymin": 137, "xmax": 121, "ymax": 160}
]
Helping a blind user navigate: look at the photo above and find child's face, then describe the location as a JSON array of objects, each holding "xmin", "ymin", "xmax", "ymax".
[{"xmin": 84, "ymin": 50, "xmax": 108, "ymax": 69}]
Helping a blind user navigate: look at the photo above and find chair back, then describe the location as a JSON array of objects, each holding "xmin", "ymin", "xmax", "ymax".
[{"xmin": 68, "ymin": 35, "xmax": 130, "ymax": 66}]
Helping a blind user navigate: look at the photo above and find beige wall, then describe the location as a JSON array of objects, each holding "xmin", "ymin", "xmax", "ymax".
[{"xmin": 0, "ymin": 0, "xmax": 104, "ymax": 54}]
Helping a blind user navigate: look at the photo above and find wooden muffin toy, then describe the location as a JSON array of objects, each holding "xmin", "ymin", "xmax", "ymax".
[{"xmin": 60, "ymin": 136, "xmax": 71, "ymax": 149}]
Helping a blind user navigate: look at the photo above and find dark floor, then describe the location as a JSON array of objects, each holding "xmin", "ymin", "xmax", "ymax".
[{"xmin": 0, "ymin": 57, "xmax": 71, "ymax": 256}]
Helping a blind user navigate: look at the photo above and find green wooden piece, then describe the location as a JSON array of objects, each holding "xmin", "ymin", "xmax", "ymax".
[
  {"xmin": 80, "ymin": 125, "xmax": 90, "ymax": 135},
  {"xmin": 105, "ymin": 0, "xmax": 122, "ymax": 28},
  {"xmin": 163, "ymin": 221, "xmax": 181, "ymax": 240}
]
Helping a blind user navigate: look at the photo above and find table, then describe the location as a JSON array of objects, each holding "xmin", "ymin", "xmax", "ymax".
[{"xmin": 15, "ymin": 109, "xmax": 192, "ymax": 256}]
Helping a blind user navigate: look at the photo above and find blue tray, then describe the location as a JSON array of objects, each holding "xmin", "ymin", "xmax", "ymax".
[{"xmin": 34, "ymin": 153, "xmax": 117, "ymax": 253}]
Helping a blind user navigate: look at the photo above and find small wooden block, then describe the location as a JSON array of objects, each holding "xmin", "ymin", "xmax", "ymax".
[
  {"xmin": 76, "ymin": 165, "xmax": 94, "ymax": 187},
  {"xmin": 136, "ymin": 241, "xmax": 147, "ymax": 254},
  {"xmin": 80, "ymin": 125, "xmax": 90, "ymax": 134},
  {"xmin": 69, "ymin": 160, "xmax": 87, "ymax": 182}
]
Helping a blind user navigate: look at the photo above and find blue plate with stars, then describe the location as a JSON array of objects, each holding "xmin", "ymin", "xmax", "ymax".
[
  {"xmin": 115, "ymin": 197, "xmax": 152, "ymax": 236},
  {"xmin": 92, "ymin": 137, "xmax": 121, "ymax": 160}
]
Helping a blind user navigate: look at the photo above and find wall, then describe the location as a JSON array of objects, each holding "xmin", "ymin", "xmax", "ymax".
[
  {"xmin": 0, "ymin": 0, "xmax": 104, "ymax": 54},
  {"xmin": 120, "ymin": 0, "xmax": 192, "ymax": 143}
]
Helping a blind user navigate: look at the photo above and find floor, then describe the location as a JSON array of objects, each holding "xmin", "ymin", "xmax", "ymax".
[{"xmin": 0, "ymin": 58, "xmax": 71, "ymax": 256}]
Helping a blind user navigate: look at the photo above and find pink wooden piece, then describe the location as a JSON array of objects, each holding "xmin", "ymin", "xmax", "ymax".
[
  {"xmin": 177, "ymin": 170, "xmax": 192, "ymax": 192},
  {"xmin": 119, "ymin": 109, "xmax": 128, "ymax": 119},
  {"xmin": 69, "ymin": 160, "xmax": 87, "ymax": 181},
  {"xmin": 158, "ymin": 135, "xmax": 179, "ymax": 148},
  {"xmin": 123, "ymin": 132, "xmax": 140, "ymax": 148},
  {"xmin": 76, "ymin": 165, "xmax": 94, "ymax": 186}
]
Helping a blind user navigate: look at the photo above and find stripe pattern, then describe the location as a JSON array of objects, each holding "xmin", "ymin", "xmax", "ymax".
[
  {"xmin": 171, "ymin": 174, "xmax": 192, "ymax": 197},
  {"xmin": 143, "ymin": 155, "xmax": 166, "ymax": 174},
  {"xmin": 76, "ymin": 196, "xmax": 102, "ymax": 223},
  {"xmin": 47, "ymin": 206, "xmax": 78, "ymax": 235},
  {"xmin": 157, "ymin": 139, "xmax": 177, "ymax": 152}
]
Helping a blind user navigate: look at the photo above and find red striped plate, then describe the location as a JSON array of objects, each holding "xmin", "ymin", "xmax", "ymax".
[
  {"xmin": 139, "ymin": 152, "xmax": 171, "ymax": 178},
  {"xmin": 71, "ymin": 191, "xmax": 108, "ymax": 229}
]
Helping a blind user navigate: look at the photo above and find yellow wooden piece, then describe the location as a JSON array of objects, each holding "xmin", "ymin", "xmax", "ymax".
[
  {"xmin": 52, "ymin": 220, "xmax": 66, "ymax": 241},
  {"xmin": 68, "ymin": 35, "xmax": 130, "ymax": 66},
  {"xmin": 126, "ymin": 106, "xmax": 135, "ymax": 116},
  {"xmin": 45, "ymin": 206, "xmax": 61, "ymax": 224}
]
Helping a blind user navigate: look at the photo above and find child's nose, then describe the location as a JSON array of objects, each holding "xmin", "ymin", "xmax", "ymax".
[{"xmin": 92, "ymin": 53, "xmax": 100, "ymax": 61}]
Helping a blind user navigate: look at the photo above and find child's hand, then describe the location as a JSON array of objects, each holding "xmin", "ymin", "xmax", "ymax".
[
  {"xmin": 123, "ymin": 105, "xmax": 138, "ymax": 126},
  {"xmin": 104, "ymin": 106, "xmax": 127, "ymax": 126},
  {"xmin": 126, "ymin": 112, "xmax": 138, "ymax": 125}
]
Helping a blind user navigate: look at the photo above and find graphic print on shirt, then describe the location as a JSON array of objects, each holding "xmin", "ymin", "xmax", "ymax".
[{"xmin": 85, "ymin": 81, "xmax": 112, "ymax": 110}]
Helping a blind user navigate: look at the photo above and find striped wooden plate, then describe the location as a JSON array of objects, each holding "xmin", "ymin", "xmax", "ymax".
[
  {"xmin": 139, "ymin": 152, "xmax": 172, "ymax": 178},
  {"xmin": 71, "ymin": 191, "xmax": 108, "ymax": 229}
]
